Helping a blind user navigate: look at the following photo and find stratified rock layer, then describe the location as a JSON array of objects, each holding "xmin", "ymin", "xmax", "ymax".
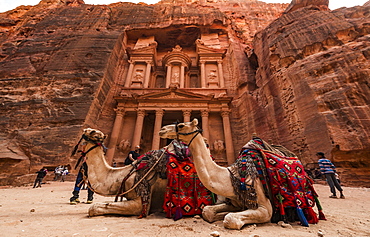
[
  {"xmin": 0, "ymin": 0, "xmax": 369, "ymax": 187},
  {"xmin": 247, "ymin": 5, "xmax": 370, "ymax": 186}
]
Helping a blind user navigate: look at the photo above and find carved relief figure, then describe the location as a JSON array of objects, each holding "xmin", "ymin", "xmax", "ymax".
[
  {"xmin": 118, "ymin": 139, "xmax": 131, "ymax": 153},
  {"xmin": 207, "ymin": 70, "xmax": 218, "ymax": 81},
  {"xmin": 133, "ymin": 70, "xmax": 144, "ymax": 81},
  {"xmin": 213, "ymin": 139, "xmax": 225, "ymax": 154}
]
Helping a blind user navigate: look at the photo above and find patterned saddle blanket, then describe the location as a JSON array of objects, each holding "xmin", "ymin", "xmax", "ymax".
[{"xmin": 235, "ymin": 138, "xmax": 320, "ymax": 224}]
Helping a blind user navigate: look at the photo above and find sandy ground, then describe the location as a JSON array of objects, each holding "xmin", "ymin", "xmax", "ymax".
[{"xmin": 0, "ymin": 181, "xmax": 370, "ymax": 237}]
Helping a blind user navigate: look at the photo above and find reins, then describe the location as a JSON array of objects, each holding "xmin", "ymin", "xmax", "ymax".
[
  {"xmin": 176, "ymin": 125, "xmax": 203, "ymax": 147},
  {"xmin": 114, "ymin": 142, "xmax": 172, "ymax": 200}
]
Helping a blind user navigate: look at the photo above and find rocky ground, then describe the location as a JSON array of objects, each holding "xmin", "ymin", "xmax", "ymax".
[{"xmin": 0, "ymin": 181, "xmax": 369, "ymax": 237}]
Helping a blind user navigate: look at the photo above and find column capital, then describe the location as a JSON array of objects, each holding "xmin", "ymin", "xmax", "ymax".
[
  {"xmin": 128, "ymin": 60, "xmax": 135, "ymax": 64},
  {"xmin": 217, "ymin": 59, "xmax": 223, "ymax": 64},
  {"xmin": 136, "ymin": 109, "xmax": 146, "ymax": 117},
  {"xmin": 145, "ymin": 60, "xmax": 153, "ymax": 65},
  {"xmin": 155, "ymin": 109, "xmax": 165, "ymax": 116},
  {"xmin": 114, "ymin": 108, "xmax": 125, "ymax": 116},
  {"xmin": 221, "ymin": 110, "xmax": 230, "ymax": 117},
  {"xmin": 201, "ymin": 109, "xmax": 209, "ymax": 117},
  {"xmin": 182, "ymin": 109, "xmax": 192, "ymax": 116},
  {"xmin": 199, "ymin": 60, "xmax": 206, "ymax": 64}
]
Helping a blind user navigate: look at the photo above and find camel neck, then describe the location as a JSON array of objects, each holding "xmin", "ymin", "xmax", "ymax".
[
  {"xmin": 84, "ymin": 143, "xmax": 130, "ymax": 196},
  {"xmin": 188, "ymin": 135, "xmax": 235, "ymax": 197}
]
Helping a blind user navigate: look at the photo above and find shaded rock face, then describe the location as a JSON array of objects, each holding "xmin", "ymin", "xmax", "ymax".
[
  {"xmin": 0, "ymin": 0, "xmax": 286, "ymax": 185},
  {"xmin": 247, "ymin": 5, "xmax": 370, "ymax": 187},
  {"xmin": 0, "ymin": 1, "xmax": 369, "ymax": 187}
]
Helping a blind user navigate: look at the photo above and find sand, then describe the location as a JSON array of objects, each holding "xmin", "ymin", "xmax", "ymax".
[{"xmin": 0, "ymin": 181, "xmax": 369, "ymax": 237}]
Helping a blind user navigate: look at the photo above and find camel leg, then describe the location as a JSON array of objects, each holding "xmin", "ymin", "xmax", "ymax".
[
  {"xmin": 88, "ymin": 198, "xmax": 142, "ymax": 217},
  {"xmin": 223, "ymin": 205, "xmax": 271, "ymax": 230},
  {"xmin": 202, "ymin": 203, "xmax": 241, "ymax": 223}
]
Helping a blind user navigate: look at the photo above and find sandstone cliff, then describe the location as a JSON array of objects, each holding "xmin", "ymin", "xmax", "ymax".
[
  {"xmin": 0, "ymin": 0, "xmax": 369, "ymax": 187},
  {"xmin": 241, "ymin": 3, "xmax": 370, "ymax": 186}
]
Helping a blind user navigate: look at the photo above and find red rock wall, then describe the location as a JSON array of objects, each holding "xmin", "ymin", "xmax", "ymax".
[
  {"xmin": 0, "ymin": 0, "xmax": 286, "ymax": 185},
  {"xmin": 1, "ymin": 0, "xmax": 369, "ymax": 187},
  {"xmin": 244, "ymin": 5, "xmax": 370, "ymax": 186}
]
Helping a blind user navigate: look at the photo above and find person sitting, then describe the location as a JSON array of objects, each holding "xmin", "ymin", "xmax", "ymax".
[{"xmin": 124, "ymin": 145, "xmax": 141, "ymax": 166}]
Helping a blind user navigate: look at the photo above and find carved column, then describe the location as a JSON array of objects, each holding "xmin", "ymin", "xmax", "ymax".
[
  {"xmin": 144, "ymin": 61, "xmax": 152, "ymax": 88},
  {"xmin": 124, "ymin": 60, "xmax": 135, "ymax": 87},
  {"xmin": 106, "ymin": 108, "xmax": 125, "ymax": 165},
  {"xmin": 131, "ymin": 109, "xmax": 146, "ymax": 150},
  {"xmin": 221, "ymin": 110, "xmax": 235, "ymax": 165},
  {"xmin": 166, "ymin": 64, "xmax": 172, "ymax": 88},
  {"xmin": 180, "ymin": 64, "xmax": 185, "ymax": 88},
  {"xmin": 201, "ymin": 110, "xmax": 210, "ymax": 140},
  {"xmin": 217, "ymin": 60, "xmax": 225, "ymax": 88},
  {"xmin": 200, "ymin": 60, "xmax": 206, "ymax": 88},
  {"xmin": 183, "ymin": 109, "xmax": 192, "ymax": 122},
  {"xmin": 152, "ymin": 109, "xmax": 164, "ymax": 150}
]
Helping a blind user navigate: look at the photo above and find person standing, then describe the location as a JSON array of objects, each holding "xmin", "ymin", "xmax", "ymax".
[
  {"xmin": 124, "ymin": 145, "xmax": 141, "ymax": 166},
  {"xmin": 54, "ymin": 166, "xmax": 62, "ymax": 181},
  {"xmin": 317, "ymin": 152, "xmax": 345, "ymax": 199},
  {"xmin": 69, "ymin": 142, "xmax": 94, "ymax": 205},
  {"xmin": 33, "ymin": 168, "xmax": 48, "ymax": 188},
  {"xmin": 61, "ymin": 168, "xmax": 69, "ymax": 182}
]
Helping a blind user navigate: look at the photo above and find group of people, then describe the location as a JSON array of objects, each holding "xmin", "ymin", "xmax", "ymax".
[{"xmin": 54, "ymin": 166, "xmax": 69, "ymax": 182}]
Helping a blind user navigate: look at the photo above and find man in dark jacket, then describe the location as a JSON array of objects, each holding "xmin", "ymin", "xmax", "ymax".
[{"xmin": 33, "ymin": 168, "xmax": 47, "ymax": 188}]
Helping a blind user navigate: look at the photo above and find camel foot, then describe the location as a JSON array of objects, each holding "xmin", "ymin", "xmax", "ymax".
[
  {"xmin": 223, "ymin": 213, "xmax": 245, "ymax": 230},
  {"xmin": 202, "ymin": 206, "xmax": 228, "ymax": 223}
]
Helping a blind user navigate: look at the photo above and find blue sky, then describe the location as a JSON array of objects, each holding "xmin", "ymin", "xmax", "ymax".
[{"xmin": 0, "ymin": 0, "xmax": 368, "ymax": 13}]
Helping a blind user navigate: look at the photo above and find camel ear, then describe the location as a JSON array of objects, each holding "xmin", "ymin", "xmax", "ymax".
[{"xmin": 192, "ymin": 118, "xmax": 198, "ymax": 126}]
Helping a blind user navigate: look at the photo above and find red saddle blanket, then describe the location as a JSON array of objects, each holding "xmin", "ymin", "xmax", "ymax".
[
  {"xmin": 238, "ymin": 147, "xmax": 319, "ymax": 224},
  {"xmin": 163, "ymin": 154, "xmax": 214, "ymax": 218},
  {"xmin": 262, "ymin": 150, "xmax": 315, "ymax": 210}
]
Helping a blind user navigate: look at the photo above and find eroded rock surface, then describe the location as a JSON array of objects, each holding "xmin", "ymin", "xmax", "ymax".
[{"xmin": 0, "ymin": 0, "xmax": 369, "ymax": 187}]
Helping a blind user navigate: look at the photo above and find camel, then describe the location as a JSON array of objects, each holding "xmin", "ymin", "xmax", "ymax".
[
  {"xmin": 159, "ymin": 119, "xmax": 273, "ymax": 230},
  {"xmin": 74, "ymin": 128, "xmax": 167, "ymax": 217}
]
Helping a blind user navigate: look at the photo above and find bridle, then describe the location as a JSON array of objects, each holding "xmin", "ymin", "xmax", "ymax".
[
  {"xmin": 175, "ymin": 121, "xmax": 203, "ymax": 146},
  {"xmin": 71, "ymin": 133, "xmax": 106, "ymax": 170}
]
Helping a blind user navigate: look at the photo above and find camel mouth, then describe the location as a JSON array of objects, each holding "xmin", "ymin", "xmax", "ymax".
[{"xmin": 158, "ymin": 131, "xmax": 166, "ymax": 137}]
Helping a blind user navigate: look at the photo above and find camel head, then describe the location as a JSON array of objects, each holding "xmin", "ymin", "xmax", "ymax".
[
  {"xmin": 82, "ymin": 128, "xmax": 107, "ymax": 144},
  {"xmin": 159, "ymin": 119, "xmax": 200, "ymax": 144}
]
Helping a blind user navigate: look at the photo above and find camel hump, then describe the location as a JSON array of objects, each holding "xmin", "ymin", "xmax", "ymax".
[{"xmin": 284, "ymin": 0, "xmax": 329, "ymax": 14}]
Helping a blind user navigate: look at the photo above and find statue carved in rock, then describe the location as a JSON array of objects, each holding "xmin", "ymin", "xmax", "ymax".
[{"xmin": 118, "ymin": 139, "xmax": 131, "ymax": 153}]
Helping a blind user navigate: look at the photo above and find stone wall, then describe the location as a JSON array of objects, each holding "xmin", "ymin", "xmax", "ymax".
[
  {"xmin": 1, "ymin": 0, "xmax": 369, "ymax": 187},
  {"xmin": 245, "ymin": 5, "xmax": 370, "ymax": 186}
]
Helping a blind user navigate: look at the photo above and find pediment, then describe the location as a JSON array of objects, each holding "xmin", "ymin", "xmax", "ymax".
[{"xmin": 138, "ymin": 89, "xmax": 212, "ymax": 101}]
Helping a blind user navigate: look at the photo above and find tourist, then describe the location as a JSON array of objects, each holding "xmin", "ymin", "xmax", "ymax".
[
  {"xmin": 124, "ymin": 145, "xmax": 141, "ymax": 165},
  {"xmin": 69, "ymin": 142, "xmax": 94, "ymax": 204},
  {"xmin": 54, "ymin": 166, "xmax": 63, "ymax": 181},
  {"xmin": 61, "ymin": 167, "xmax": 69, "ymax": 182},
  {"xmin": 33, "ymin": 168, "xmax": 48, "ymax": 188},
  {"xmin": 317, "ymin": 152, "xmax": 345, "ymax": 199}
]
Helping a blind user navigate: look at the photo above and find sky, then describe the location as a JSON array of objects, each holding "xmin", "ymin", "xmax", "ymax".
[{"xmin": 0, "ymin": 0, "xmax": 368, "ymax": 13}]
